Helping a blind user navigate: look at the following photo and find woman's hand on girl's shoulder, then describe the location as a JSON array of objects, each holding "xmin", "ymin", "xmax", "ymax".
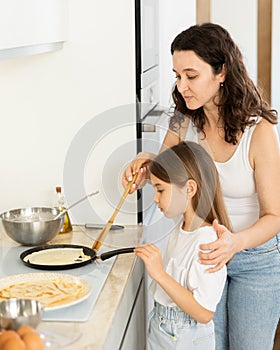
[{"xmin": 198, "ymin": 220, "xmax": 239, "ymax": 272}]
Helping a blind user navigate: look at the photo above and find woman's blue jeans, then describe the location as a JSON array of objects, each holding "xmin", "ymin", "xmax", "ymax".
[{"xmin": 214, "ymin": 236, "xmax": 280, "ymax": 350}]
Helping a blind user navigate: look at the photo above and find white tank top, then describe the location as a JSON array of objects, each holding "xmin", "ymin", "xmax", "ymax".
[{"xmin": 185, "ymin": 120, "xmax": 260, "ymax": 232}]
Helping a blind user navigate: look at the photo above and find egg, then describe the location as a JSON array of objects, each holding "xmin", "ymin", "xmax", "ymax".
[
  {"xmin": 1, "ymin": 337, "xmax": 26, "ymax": 350},
  {"xmin": 17, "ymin": 326, "xmax": 34, "ymax": 337},
  {"xmin": 0, "ymin": 330, "xmax": 20, "ymax": 347},
  {"xmin": 21, "ymin": 331, "xmax": 44, "ymax": 350}
]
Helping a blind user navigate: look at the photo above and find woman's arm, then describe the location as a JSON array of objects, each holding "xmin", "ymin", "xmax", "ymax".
[
  {"xmin": 199, "ymin": 121, "xmax": 280, "ymax": 272},
  {"xmin": 134, "ymin": 244, "xmax": 214, "ymax": 324},
  {"xmin": 122, "ymin": 128, "xmax": 181, "ymax": 192},
  {"xmin": 159, "ymin": 126, "xmax": 182, "ymax": 151}
]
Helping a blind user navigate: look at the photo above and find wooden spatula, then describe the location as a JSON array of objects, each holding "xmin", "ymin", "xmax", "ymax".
[{"xmin": 92, "ymin": 172, "xmax": 138, "ymax": 251}]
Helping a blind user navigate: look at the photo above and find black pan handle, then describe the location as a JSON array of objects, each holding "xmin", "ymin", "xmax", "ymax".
[{"xmin": 99, "ymin": 247, "xmax": 135, "ymax": 261}]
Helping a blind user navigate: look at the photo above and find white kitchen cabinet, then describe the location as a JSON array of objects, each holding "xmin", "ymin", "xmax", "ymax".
[
  {"xmin": 103, "ymin": 257, "xmax": 146, "ymax": 350},
  {"xmin": 0, "ymin": 0, "xmax": 67, "ymax": 58},
  {"xmin": 0, "ymin": 0, "xmax": 136, "ymax": 217},
  {"xmin": 120, "ymin": 278, "xmax": 146, "ymax": 350}
]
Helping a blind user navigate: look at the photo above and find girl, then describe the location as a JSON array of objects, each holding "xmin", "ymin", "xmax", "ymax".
[{"xmin": 135, "ymin": 141, "xmax": 231, "ymax": 350}]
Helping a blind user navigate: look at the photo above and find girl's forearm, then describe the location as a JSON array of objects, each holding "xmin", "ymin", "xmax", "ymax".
[{"xmin": 156, "ymin": 271, "xmax": 213, "ymax": 324}]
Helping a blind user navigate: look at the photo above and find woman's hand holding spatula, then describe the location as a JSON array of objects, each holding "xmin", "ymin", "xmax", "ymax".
[{"xmin": 92, "ymin": 172, "xmax": 138, "ymax": 251}]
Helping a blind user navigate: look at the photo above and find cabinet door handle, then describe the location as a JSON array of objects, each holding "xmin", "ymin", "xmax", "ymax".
[
  {"xmin": 149, "ymin": 87, "xmax": 154, "ymax": 104},
  {"xmin": 142, "ymin": 123, "xmax": 156, "ymax": 132}
]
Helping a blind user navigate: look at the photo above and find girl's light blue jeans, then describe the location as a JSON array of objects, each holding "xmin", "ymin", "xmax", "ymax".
[
  {"xmin": 214, "ymin": 236, "xmax": 280, "ymax": 350},
  {"xmin": 148, "ymin": 302, "xmax": 215, "ymax": 349}
]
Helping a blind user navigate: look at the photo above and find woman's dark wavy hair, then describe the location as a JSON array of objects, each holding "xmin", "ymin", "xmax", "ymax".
[{"xmin": 170, "ymin": 22, "xmax": 278, "ymax": 145}]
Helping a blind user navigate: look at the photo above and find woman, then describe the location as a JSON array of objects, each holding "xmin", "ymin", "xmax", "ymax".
[{"xmin": 123, "ymin": 23, "xmax": 280, "ymax": 349}]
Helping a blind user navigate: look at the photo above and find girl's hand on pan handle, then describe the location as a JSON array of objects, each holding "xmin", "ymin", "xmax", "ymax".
[
  {"xmin": 134, "ymin": 244, "xmax": 164, "ymax": 281},
  {"xmin": 122, "ymin": 152, "xmax": 156, "ymax": 194}
]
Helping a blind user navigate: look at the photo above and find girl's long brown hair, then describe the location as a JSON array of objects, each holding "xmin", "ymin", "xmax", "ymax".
[
  {"xmin": 170, "ymin": 23, "xmax": 278, "ymax": 145},
  {"xmin": 150, "ymin": 141, "xmax": 232, "ymax": 229}
]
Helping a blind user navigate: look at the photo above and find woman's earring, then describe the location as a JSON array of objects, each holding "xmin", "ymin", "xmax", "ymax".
[{"xmin": 220, "ymin": 82, "xmax": 224, "ymax": 87}]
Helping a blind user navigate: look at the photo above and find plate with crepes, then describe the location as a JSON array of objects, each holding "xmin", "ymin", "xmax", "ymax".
[{"xmin": 0, "ymin": 272, "xmax": 92, "ymax": 311}]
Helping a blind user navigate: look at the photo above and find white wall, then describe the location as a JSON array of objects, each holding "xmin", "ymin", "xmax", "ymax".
[
  {"xmin": 212, "ymin": 0, "xmax": 279, "ymax": 132},
  {"xmin": 0, "ymin": 0, "xmax": 137, "ymax": 224},
  {"xmin": 211, "ymin": 0, "xmax": 258, "ymax": 84},
  {"xmin": 158, "ymin": 1, "xmax": 196, "ymax": 109}
]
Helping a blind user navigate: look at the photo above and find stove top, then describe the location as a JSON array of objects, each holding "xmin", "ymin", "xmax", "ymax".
[{"xmin": 0, "ymin": 245, "xmax": 115, "ymax": 322}]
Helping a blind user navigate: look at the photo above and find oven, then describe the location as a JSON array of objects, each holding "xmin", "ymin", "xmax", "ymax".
[
  {"xmin": 135, "ymin": 0, "xmax": 160, "ymax": 223},
  {"xmin": 135, "ymin": 0, "xmax": 159, "ymax": 79},
  {"xmin": 135, "ymin": 0, "xmax": 160, "ymax": 125},
  {"xmin": 135, "ymin": 2, "xmax": 175, "ymax": 341}
]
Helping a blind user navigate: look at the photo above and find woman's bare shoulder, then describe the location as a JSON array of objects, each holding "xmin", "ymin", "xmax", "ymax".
[
  {"xmin": 250, "ymin": 118, "xmax": 280, "ymax": 164},
  {"xmin": 252, "ymin": 118, "xmax": 279, "ymax": 143},
  {"xmin": 254, "ymin": 117, "xmax": 277, "ymax": 129}
]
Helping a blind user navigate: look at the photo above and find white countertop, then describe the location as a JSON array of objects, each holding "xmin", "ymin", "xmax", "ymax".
[{"xmin": 0, "ymin": 224, "xmax": 144, "ymax": 349}]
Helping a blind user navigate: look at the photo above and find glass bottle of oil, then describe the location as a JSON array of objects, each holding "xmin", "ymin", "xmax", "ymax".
[{"xmin": 55, "ymin": 186, "xmax": 72, "ymax": 233}]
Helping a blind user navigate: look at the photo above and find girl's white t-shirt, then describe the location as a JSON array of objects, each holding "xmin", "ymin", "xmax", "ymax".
[{"xmin": 150, "ymin": 224, "xmax": 227, "ymax": 312}]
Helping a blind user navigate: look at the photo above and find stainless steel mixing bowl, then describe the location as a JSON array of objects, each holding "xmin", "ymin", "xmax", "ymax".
[
  {"xmin": 0, "ymin": 298, "xmax": 44, "ymax": 330},
  {"xmin": 0, "ymin": 207, "xmax": 65, "ymax": 245}
]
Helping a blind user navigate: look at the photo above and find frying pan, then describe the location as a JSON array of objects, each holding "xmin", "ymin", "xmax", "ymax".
[
  {"xmin": 20, "ymin": 174, "xmax": 139, "ymax": 270},
  {"xmin": 20, "ymin": 244, "xmax": 135, "ymax": 270}
]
